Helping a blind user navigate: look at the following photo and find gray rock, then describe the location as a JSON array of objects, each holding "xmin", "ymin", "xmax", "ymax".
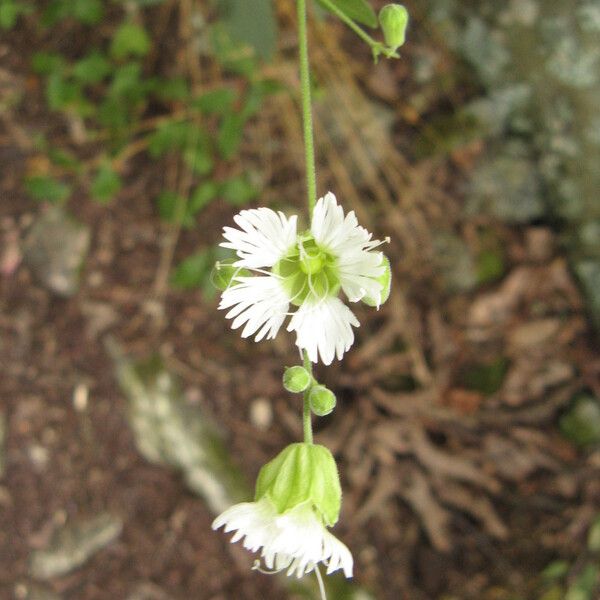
[
  {"xmin": 425, "ymin": 0, "xmax": 600, "ymax": 327},
  {"xmin": 29, "ymin": 513, "xmax": 122, "ymax": 580},
  {"xmin": 466, "ymin": 142, "xmax": 544, "ymax": 223},
  {"xmin": 23, "ymin": 207, "xmax": 90, "ymax": 297},
  {"xmin": 108, "ymin": 343, "xmax": 248, "ymax": 514},
  {"xmin": 433, "ymin": 233, "xmax": 477, "ymax": 293}
]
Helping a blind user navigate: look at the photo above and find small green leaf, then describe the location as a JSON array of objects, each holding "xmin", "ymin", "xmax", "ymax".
[
  {"xmin": 587, "ymin": 516, "xmax": 600, "ymax": 552},
  {"xmin": 477, "ymin": 248, "xmax": 505, "ymax": 284},
  {"xmin": 560, "ymin": 395, "xmax": 600, "ymax": 447},
  {"xmin": 171, "ymin": 251, "xmax": 213, "ymax": 289},
  {"xmin": 31, "ymin": 52, "xmax": 64, "ymax": 75},
  {"xmin": 48, "ymin": 148, "xmax": 80, "ymax": 171},
  {"xmin": 462, "ymin": 357, "xmax": 509, "ymax": 396},
  {"xmin": 217, "ymin": 112, "xmax": 245, "ymax": 160},
  {"xmin": 109, "ymin": 62, "xmax": 144, "ymax": 99},
  {"xmin": 189, "ymin": 181, "xmax": 218, "ymax": 214},
  {"xmin": 317, "ymin": 0, "xmax": 378, "ymax": 28},
  {"xmin": 46, "ymin": 72, "xmax": 82, "ymax": 110},
  {"xmin": 220, "ymin": 174, "xmax": 258, "ymax": 206},
  {"xmin": 156, "ymin": 191, "xmax": 193, "ymax": 226},
  {"xmin": 25, "ymin": 175, "xmax": 71, "ymax": 203},
  {"xmin": 73, "ymin": 51, "xmax": 110, "ymax": 84},
  {"xmin": 193, "ymin": 88, "xmax": 237, "ymax": 115},
  {"xmin": 111, "ymin": 22, "xmax": 151, "ymax": 59},
  {"xmin": 91, "ymin": 163, "xmax": 121, "ymax": 204},
  {"xmin": 153, "ymin": 77, "xmax": 189, "ymax": 102},
  {"xmin": 183, "ymin": 133, "xmax": 213, "ymax": 176},
  {"xmin": 565, "ymin": 564, "xmax": 599, "ymax": 600},
  {"xmin": 147, "ymin": 121, "xmax": 190, "ymax": 157},
  {"xmin": 72, "ymin": 0, "xmax": 103, "ymax": 25},
  {"xmin": 542, "ymin": 560, "xmax": 570, "ymax": 582},
  {"xmin": 0, "ymin": 0, "xmax": 31, "ymax": 29}
]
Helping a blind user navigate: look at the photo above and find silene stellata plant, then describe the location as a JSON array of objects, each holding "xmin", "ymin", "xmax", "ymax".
[{"xmin": 211, "ymin": 1, "xmax": 409, "ymax": 596}]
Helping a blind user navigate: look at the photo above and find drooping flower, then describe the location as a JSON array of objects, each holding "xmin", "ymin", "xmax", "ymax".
[
  {"xmin": 218, "ymin": 192, "xmax": 390, "ymax": 365},
  {"xmin": 212, "ymin": 497, "xmax": 353, "ymax": 578},
  {"xmin": 212, "ymin": 443, "xmax": 353, "ymax": 579}
]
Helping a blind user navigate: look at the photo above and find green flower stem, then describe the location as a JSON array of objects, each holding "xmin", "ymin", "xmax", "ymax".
[
  {"xmin": 302, "ymin": 350, "xmax": 314, "ymax": 444},
  {"xmin": 317, "ymin": 0, "xmax": 398, "ymax": 60},
  {"xmin": 297, "ymin": 0, "xmax": 318, "ymax": 215}
]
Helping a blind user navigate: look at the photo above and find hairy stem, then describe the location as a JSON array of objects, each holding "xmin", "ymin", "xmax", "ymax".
[
  {"xmin": 302, "ymin": 350, "xmax": 314, "ymax": 444},
  {"xmin": 297, "ymin": 0, "xmax": 318, "ymax": 215}
]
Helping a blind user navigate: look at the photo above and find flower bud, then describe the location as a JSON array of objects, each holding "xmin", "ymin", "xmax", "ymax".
[
  {"xmin": 283, "ymin": 365, "xmax": 312, "ymax": 393},
  {"xmin": 255, "ymin": 443, "xmax": 341, "ymax": 526},
  {"xmin": 309, "ymin": 385, "xmax": 336, "ymax": 417},
  {"xmin": 210, "ymin": 260, "xmax": 249, "ymax": 291},
  {"xmin": 379, "ymin": 4, "xmax": 409, "ymax": 51},
  {"xmin": 362, "ymin": 254, "xmax": 392, "ymax": 307}
]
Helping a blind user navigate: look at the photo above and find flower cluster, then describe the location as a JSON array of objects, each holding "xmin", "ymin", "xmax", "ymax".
[{"xmin": 218, "ymin": 192, "xmax": 389, "ymax": 365}]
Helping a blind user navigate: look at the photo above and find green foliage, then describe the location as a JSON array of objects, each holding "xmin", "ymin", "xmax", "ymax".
[
  {"xmin": 25, "ymin": 1, "xmax": 280, "ymax": 280},
  {"xmin": 560, "ymin": 394, "xmax": 600, "ymax": 447},
  {"xmin": 172, "ymin": 248, "xmax": 238, "ymax": 297},
  {"xmin": 189, "ymin": 182, "xmax": 219, "ymax": 214},
  {"xmin": 317, "ymin": 0, "xmax": 378, "ymax": 28},
  {"xmin": 538, "ymin": 518, "xmax": 600, "ymax": 600},
  {"xmin": 462, "ymin": 357, "xmax": 509, "ymax": 395},
  {"xmin": 171, "ymin": 250, "xmax": 214, "ymax": 290},
  {"xmin": 91, "ymin": 163, "xmax": 122, "ymax": 204},
  {"xmin": 220, "ymin": 173, "xmax": 259, "ymax": 205},
  {"xmin": 193, "ymin": 88, "xmax": 237, "ymax": 115},
  {"xmin": 25, "ymin": 175, "xmax": 71, "ymax": 204},
  {"xmin": 73, "ymin": 52, "xmax": 111, "ymax": 84},
  {"xmin": 110, "ymin": 22, "xmax": 151, "ymax": 60},
  {"xmin": 477, "ymin": 248, "xmax": 505, "ymax": 285},
  {"xmin": 0, "ymin": 0, "xmax": 31, "ymax": 29},
  {"xmin": 42, "ymin": 0, "xmax": 104, "ymax": 26}
]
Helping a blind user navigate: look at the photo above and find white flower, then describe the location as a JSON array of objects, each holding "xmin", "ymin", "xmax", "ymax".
[
  {"xmin": 212, "ymin": 498, "xmax": 353, "ymax": 578},
  {"xmin": 219, "ymin": 192, "xmax": 387, "ymax": 365}
]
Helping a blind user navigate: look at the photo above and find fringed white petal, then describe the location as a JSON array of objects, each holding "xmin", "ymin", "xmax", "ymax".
[
  {"xmin": 219, "ymin": 276, "xmax": 289, "ymax": 342},
  {"xmin": 221, "ymin": 208, "xmax": 297, "ymax": 268},
  {"xmin": 311, "ymin": 193, "xmax": 385, "ymax": 305},
  {"xmin": 212, "ymin": 498, "xmax": 353, "ymax": 579},
  {"xmin": 287, "ymin": 296, "xmax": 359, "ymax": 365}
]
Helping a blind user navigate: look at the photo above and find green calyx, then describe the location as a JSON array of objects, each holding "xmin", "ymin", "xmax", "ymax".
[
  {"xmin": 362, "ymin": 254, "xmax": 392, "ymax": 307},
  {"xmin": 273, "ymin": 233, "xmax": 340, "ymax": 306},
  {"xmin": 255, "ymin": 442, "xmax": 342, "ymax": 526},
  {"xmin": 379, "ymin": 4, "xmax": 409, "ymax": 52}
]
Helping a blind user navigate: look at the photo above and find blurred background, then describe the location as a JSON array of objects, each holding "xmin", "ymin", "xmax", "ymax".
[{"xmin": 1, "ymin": 0, "xmax": 600, "ymax": 599}]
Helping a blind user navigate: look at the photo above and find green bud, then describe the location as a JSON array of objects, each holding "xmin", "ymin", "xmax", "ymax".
[
  {"xmin": 379, "ymin": 4, "xmax": 409, "ymax": 51},
  {"xmin": 283, "ymin": 365, "xmax": 312, "ymax": 393},
  {"xmin": 210, "ymin": 260, "xmax": 250, "ymax": 291},
  {"xmin": 309, "ymin": 385, "xmax": 336, "ymax": 417},
  {"xmin": 255, "ymin": 443, "xmax": 341, "ymax": 526},
  {"xmin": 362, "ymin": 254, "xmax": 392, "ymax": 307}
]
